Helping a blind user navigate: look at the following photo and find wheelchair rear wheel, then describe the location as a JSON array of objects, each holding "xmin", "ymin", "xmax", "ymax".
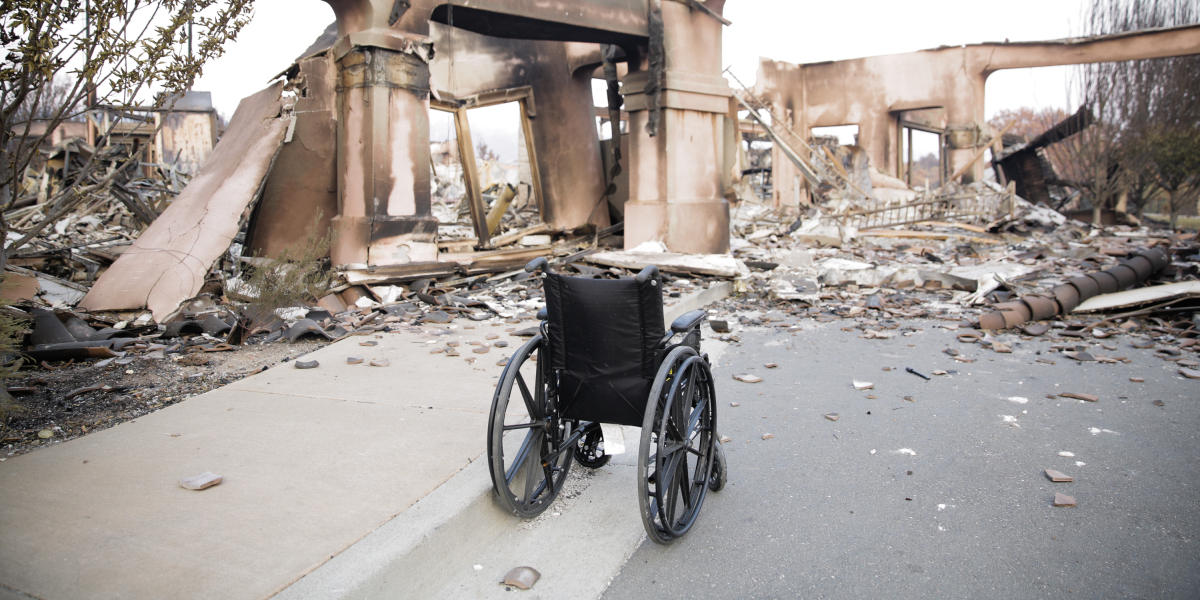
[
  {"xmin": 486, "ymin": 334, "xmax": 575, "ymax": 517},
  {"xmin": 638, "ymin": 346, "xmax": 718, "ymax": 545}
]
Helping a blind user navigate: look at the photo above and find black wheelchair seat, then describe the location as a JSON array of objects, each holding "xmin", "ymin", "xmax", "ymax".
[{"xmin": 543, "ymin": 271, "xmax": 665, "ymax": 428}]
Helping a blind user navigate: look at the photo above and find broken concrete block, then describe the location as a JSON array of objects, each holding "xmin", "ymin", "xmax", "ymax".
[
  {"xmin": 1045, "ymin": 469, "xmax": 1073, "ymax": 482},
  {"xmin": 180, "ymin": 472, "xmax": 223, "ymax": 490},
  {"xmin": 1053, "ymin": 492, "xmax": 1077, "ymax": 507},
  {"xmin": 370, "ymin": 358, "xmax": 390, "ymax": 367},
  {"xmin": 347, "ymin": 356, "xmax": 363, "ymax": 364},
  {"xmin": 1179, "ymin": 368, "xmax": 1200, "ymax": 379}
]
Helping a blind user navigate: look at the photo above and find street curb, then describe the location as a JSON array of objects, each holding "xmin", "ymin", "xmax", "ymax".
[{"xmin": 274, "ymin": 458, "xmax": 515, "ymax": 600}]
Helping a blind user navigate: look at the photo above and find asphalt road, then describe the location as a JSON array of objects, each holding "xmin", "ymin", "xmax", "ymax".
[{"xmin": 602, "ymin": 320, "xmax": 1200, "ymax": 599}]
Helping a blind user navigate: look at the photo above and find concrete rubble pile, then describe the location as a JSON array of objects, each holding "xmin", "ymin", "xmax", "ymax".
[{"xmin": 702, "ymin": 184, "xmax": 1199, "ymax": 379}]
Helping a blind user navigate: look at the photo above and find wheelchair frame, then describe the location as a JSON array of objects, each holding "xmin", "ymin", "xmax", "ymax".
[{"xmin": 486, "ymin": 258, "xmax": 727, "ymax": 544}]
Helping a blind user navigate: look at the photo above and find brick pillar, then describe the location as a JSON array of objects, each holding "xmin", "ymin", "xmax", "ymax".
[{"xmin": 622, "ymin": 0, "xmax": 731, "ymax": 254}]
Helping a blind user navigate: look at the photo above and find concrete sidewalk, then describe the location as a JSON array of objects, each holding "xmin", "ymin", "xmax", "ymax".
[{"xmin": 0, "ymin": 284, "xmax": 730, "ymax": 600}]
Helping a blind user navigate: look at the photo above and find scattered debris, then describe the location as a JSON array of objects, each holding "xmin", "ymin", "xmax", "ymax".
[
  {"xmin": 294, "ymin": 360, "xmax": 319, "ymax": 370},
  {"xmin": 853, "ymin": 380, "xmax": 874, "ymax": 390},
  {"xmin": 733, "ymin": 373, "xmax": 763, "ymax": 383},
  {"xmin": 1053, "ymin": 492, "xmax": 1077, "ymax": 507},
  {"xmin": 824, "ymin": 413, "xmax": 839, "ymax": 421},
  {"xmin": 1059, "ymin": 392, "xmax": 1099, "ymax": 402},
  {"xmin": 369, "ymin": 358, "xmax": 390, "ymax": 367},
  {"xmin": 905, "ymin": 367, "xmax": 930, "ymax": 380},
  {"xmin": 761, "ymin": 433, "xmax": 774, "ymax": 440},
  {"xmin": 347, "ymin": 356, "xmax": 363, "ymax": 364},
  {"xmin": 1045, "ymin": 469, "xmax": 1074, "ymax": 482}
]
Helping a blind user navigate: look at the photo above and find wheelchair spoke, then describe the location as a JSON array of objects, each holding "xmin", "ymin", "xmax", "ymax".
[
  {"xmin": 684, "ymin": 398, "xmax": 707, "ymax": 440},
  {"xmin": 659, "ymin": 458, "xmax": 679, "ymax": 527},
  {"xmin": 676, "ymin": 453, "xmax": 693, "ymax": 510},
  {"xmin": 505, "ymin": 430, "xmax": 536, "ymax": 485},
  {"xmin": 521, "ymin": 431, "xmax": 542, "ymax": 507},
  {"xmin": 515, "ymin": 373, "xmax": 541, "ymax": 421},
  {"xmin": 659, "ymin": 439, "xmax": 687, "ymax": 457},
  {"xmin": 502, "ymin": 421, "xmax": 541, "ymax": 431}
]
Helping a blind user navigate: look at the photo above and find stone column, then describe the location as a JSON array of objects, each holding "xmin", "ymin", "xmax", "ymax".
[
  {"xmin": 322, "ymin": 0, "xmax": 439, "ymax": 268},
  {"xmin": 331, "ymin": 46, "xmax": 438, "ymax": 267},
  {"xmin": 622, "ymin": 0, "xmax": 731, "ymax": 254}
]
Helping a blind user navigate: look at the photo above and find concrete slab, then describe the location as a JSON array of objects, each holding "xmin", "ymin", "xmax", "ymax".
[{"xmin": 0, "ymin": 325, "xmax": 500, "ymax": 600}]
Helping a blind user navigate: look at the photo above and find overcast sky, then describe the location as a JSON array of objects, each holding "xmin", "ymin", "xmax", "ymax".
[{"xmin": 193, "ymin": 0, "xmax": 1092, "ymax": 160}]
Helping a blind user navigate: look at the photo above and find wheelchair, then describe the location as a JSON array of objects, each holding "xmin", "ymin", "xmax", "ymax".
[{"xmin": 486, "ymin": 257, "xmax": 727, "ymax": 545}]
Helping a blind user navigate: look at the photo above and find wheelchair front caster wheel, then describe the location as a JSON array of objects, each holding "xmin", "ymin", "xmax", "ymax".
[
  {"xmin": 574, "ymin": 425, "xmax": 611, "ymax": 469},
  {"xmin": 708, "ymin": 439, "xmax": 727, "ymax": 492}
]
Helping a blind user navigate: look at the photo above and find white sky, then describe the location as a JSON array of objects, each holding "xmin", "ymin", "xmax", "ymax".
[{"xmin": 193, "ymin": 0, "xmax": 1092, "ymax": 161}]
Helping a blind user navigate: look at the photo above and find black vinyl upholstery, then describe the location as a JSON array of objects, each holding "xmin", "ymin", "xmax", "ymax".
[{"xmin": 543, "ymin": 272, "xmax": 665, "ymax": 427}]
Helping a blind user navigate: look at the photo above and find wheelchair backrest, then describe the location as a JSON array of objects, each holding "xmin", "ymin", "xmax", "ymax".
[{"xmin": 542, "ymin": 272, "xmax": 666, "ymax": 426}]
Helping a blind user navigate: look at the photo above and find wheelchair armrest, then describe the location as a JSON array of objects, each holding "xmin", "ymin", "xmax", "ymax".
[
  {"xmin": 536, "ymin": 307, "xmax": 547, "ymax": 320},
  {"xmin": 635, "ymin": 265, "xmax": 659, "ymax": 284},
  {"xmin": 670, "ymin": 309, "xmax": 706, "ymax": 333},
  {"xmin": 525, "ymin": 257, "xmax": 552, "ymax": 274}
]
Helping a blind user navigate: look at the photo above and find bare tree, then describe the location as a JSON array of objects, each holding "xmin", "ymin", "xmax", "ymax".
[
  {"xmin": 0, "ymin": 0, "xmax": 256, "ymax": 271},
  {"xmin": 1070, "ymin": 0, "xmax": 1200, "ymax": 228}
]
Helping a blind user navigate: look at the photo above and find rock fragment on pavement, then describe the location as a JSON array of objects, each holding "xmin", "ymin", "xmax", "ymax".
[
  {"xmin": 1053, "ymin": 492, "xmax": 1077, "ymax": 507},
  {"xmin": 502, "ymin": 566, "xmax": 541, "ymax": 590},
  {"xmin": 1045, "ymin": 469, "xmax": 1073, "ymax": 482},
  {"xmin": 180, "ymin": 472, "xmax": 223, "ymax": 490}
]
